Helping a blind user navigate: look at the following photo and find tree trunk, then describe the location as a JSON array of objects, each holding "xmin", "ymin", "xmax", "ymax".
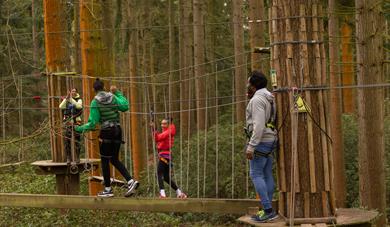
[
  {"xmin": 355, "ymin": 0, "xmax": 386, "ymax": 226},
  {"xmin": 179, "ymin": 0, "xmax": 192, "ymax": 137},
  {"xmin": 340, "ymin": 19, "xmax": 355, "ymax": 113},
  {"xmin": 328, "ymin": 0, "xmax": 346, "ymax": 208},
  {"xmin": 168, "ymin": 0, "xmax": 179, "ymax": 121},
  {"xmin": 205, "ymin": 0, "xmax": 216, "ymax": 127},
  {"xmin": 43, "ymin": 0, "xmax": 70, "ymax": 163},
  {"xmin": 232, "ymin": 0, "xmax": 246, "ymax": 123},
  {"xmin": 80, "ymin": 0, "xmax": 115, "ymax": 195},
  {"xmin": 32, "ymin": 0, "xmax": 38, "ymax": 70},
  {"xmin": 248, "ymin": 0, "xmax": 265, "ymax": 72},
  {"xmin": 128, "ymin": 0, "xmax": 146, "ymax": 179},
  {"xmin": 71, "ymin": 0, "xmax": 81, "ymax": 89},
  {"xmin": 271, "ymin": 1, "xmax": 335, "ymax": 219},
  {"xmin": 193, "ymin": 0, "xmax": 206, "ymax": 131}
]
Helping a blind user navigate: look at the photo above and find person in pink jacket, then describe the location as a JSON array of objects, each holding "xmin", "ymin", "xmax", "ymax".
[{"xmin": 151, "ymin": 117, "xmax": 187, "ymax": 199}]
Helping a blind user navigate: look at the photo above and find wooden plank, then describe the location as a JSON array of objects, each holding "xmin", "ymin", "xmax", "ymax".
[
  {"xmin": 288, "ymin": 217, "xmax": 337, "ymax": 225},
  {"xmin": 322, "ymin": 191, "xmax": 329, "ymax": 217},
  {"xmin": 299, "ymin": 4, "xmax": 316, "ymax": 194},
  {"xmin": 31, "ymin": 159, "xmax": 100, "ymax": 167},
  {"xmin": 301, "ymin": 224, "xmax": 313, "ymax": 227},
  {"xmin": 279, "ymin": 192, "xmax": 285, "ymax": 216},
  {"xmin": 314, "ymin": 224, "xmax": 327, "ymax": 227},
  {"xmin": 238, "ymin": 215, "xmax": 286, "ymax": 226},
  {"xmin": 304, "ymin": 192, "xmax": 310, "ymax": 218},
  {"xmin": 312, "ymin": 4, "xmax": 330, "ymax": 193},
  {"xmin": 0, "ymin": 193, "xmax": 260, "ymax": 214}
]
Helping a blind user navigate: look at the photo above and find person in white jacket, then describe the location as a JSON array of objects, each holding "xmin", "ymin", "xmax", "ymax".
[
  {"xmin": 245, "ymin": 71, "xmax": 278, "ymax": 222},
  {"xmin": 59, "ymin": 88, "xmax": 83, "ymax": 163}
]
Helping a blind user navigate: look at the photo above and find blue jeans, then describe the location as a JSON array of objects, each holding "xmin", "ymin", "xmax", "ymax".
[{"xmin": 249, "ymin": 142, "xmax": 275, "ymax": 210}]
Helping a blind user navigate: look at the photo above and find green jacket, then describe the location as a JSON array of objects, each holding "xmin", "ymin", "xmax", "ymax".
[{"xmin": 75, "ymin": 90, "xmax": 129, "ymax": 133}]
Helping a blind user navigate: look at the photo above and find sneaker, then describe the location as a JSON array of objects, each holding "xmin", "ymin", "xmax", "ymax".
[
  {"xmin": 97, "ymin": 188, "xmax": 114, "ymax": 197},
  {"xmin": 124, "ymin": 180, "xmax": 139, "ymax": 197},
  {"xmin": 251, "ymin": 209, "xmax": 265, "ymax": 219},
  {"xmin": 177, "ymin": 193, "xmax": 187, "ymax": 199},
  {"xmin": 252, "ymin": 210, "xmax": 278, "ymax": 222},
  {"xmin": 159, "ymin": 195, "xmax": 167, "ymax": 199}
]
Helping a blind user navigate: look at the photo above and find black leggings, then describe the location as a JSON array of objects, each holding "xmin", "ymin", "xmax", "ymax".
[
  {"xmin": 100, "ymin": 126, "xmax": 132, "ymax": 187},
  {"xmin": 157, "ymin": 159, "xmax": 178, "ymax": 191}
]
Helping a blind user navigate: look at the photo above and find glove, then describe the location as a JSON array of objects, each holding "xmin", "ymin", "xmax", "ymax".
[{"xmin": 246, "ymin": 145, "xmax": 254, "ymax": 160}]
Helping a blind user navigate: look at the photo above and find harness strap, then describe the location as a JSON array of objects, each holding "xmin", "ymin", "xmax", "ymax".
[
  {"xmin": 99, "ymin": 138, "xmax": 124, "ymax": 144},
  {"xmin": 159, "ymin": 157, "xmax": 169, "ymax": 165}
]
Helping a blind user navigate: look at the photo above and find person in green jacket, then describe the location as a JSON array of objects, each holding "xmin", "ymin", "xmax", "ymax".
[{"xmin": 75, "ymin": 78, "xmax": 139, "ymax": 197}]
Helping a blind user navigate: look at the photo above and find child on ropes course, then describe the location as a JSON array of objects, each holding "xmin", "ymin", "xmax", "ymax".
[
  {"xmin": 245, "ymin": 71, "xmax": 278, "ymax": 222},
  {"xmin": 75, "ymin": 79, "xmax": 139, "ymax": 198},
  {"xmin": 59, "ymin": 88, "xmax": 82, "ymax": 164},
  {"xmin": 150, "ymin": 117, "xmax": 187, "ymax": 199}
]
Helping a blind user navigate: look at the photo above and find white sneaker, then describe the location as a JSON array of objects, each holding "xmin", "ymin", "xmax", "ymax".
[{"xmin": 125, "ymin": 180, "xmax": 139, "ymax": 197}]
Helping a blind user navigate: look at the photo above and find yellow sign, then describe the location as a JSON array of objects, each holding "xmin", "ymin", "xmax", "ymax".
[{"xmin": 295, "ymin": 96, "xmax": 311, "ymax": 113}]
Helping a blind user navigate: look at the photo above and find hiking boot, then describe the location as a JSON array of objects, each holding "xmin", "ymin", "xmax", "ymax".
[
  {"xmin": 252, "ymin": 210, "xmax": 278, "ymax": 222},
  {"xmin": 124, "ymin": 180, "xmax": 139, "ymax": 197},
  {"xmin": 97, "ymin": 188, "xmax": 114, "ymax": 198}
]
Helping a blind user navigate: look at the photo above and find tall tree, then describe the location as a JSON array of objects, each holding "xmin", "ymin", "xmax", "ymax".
[
  {"xmin": 80, "ymin": 0, "xmax": 115, "ymax": 194},
  {"xmin": 168, "ymin": 0, "xmax": 179, "ymax": 120},
  {"xmin": 271, "ymin": 0, "xmax": 335, "ymax": 219},
  {"xmin": 232, "ymin": 0, "xmax": 246, "ymax": 123},
  {"xmin": 248, "ymin": 0, "xmax": 265, "ymax": 72},
  {"xmin": 340, "ymin": 17, "xmax": 355, "ymax": 113},
  {"xmin": 355, "ymin": 0, "xmax": 386, "ymax": 226},
  {"xmin": 193, "ymin": 0, "xmax": 206, "ymax": 130},
  {"xmin": 328, "ymin": 0, "xmax": 346, "ymax": 208},
  {"xmin": 179, "ymin": 0, "xmax": 193, "ymax": 137},
  {"xmin": 128, "ymin": 0, "xmax": 146, "ymax": 179}
]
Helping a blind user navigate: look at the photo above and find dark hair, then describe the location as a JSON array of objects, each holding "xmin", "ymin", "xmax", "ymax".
[
  {"xmin": 164, "ymin": 117, "xmax": 173, "ymax": 123},
  {"xmin": 248, "ymin": 71, "xmax": 267, "ymax": 90},
  {"xmin": 93, "ymin": 78, "xmax": 104, "ymax": 92}
]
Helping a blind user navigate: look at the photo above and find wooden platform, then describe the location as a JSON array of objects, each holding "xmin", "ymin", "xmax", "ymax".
[
  {"xmin": 237, "ymin": 208, "xmax": 378, "ymax": 226},
  {"xmin": 31, "ymin": 159, "xmax": 100, "ymax": 175},
  {"xmin": 0, "ymin": 193, "xmax": 259, "ymax": 214}
]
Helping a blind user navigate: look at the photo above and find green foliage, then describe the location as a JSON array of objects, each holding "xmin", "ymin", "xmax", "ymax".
[{"xmin": 342, "ymin": 114, "xmax": 390, "ymax": 221}]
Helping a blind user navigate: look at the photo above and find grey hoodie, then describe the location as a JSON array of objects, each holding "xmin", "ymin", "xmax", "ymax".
[
  {"xmin": 246, "ymin": 88, "xmax": 277, "ymax": 152},
  {"xmin": 94, "ymin": 91, "xmax": 114, "ymax": 104}
]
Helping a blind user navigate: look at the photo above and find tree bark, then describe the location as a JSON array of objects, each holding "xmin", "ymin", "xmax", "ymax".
[
  {"xmin": 271, "ymin": 0, "xmax": 335, "ymax": 218},
  {"xmin": 340, "ymin": 19, "xmax": 355, "ymax": 113},
  {"xmin": 179, "ymin": 0, "xmax": 192, "ymax": 137},
  {"xmin": 355, "ymin": 0, "xmax": 386, "ymax": 226},
  {"xmin": 127, "ymin": 0, "xmax": 146, "ymax": 179},
  {"xmin": 328, "ymin": 0, "xmax": 346, "ymax": 208},
  {"xmin": 168, "ymin": 0, "xmax": 179, "ymax": 121},
  {"xmin": 193, "ymin": 0, "xmax": 206, "ymax": 130},
  {"xmin": 232, "ymin": 0, "xmax": 246, "ymax": 123},
  {"xmin": 80, "ymin": 0, "xmax": 115, "ymax": 194},
  {"xmin": 43, "ymin": 0, "xmax": 70, "ymax": 163},
  {"xmin": 248, "ymin": 0, "xmax": 265, "ymax": 72}
]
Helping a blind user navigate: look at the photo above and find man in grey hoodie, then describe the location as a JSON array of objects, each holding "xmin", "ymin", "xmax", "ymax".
[{"xmin": 245, "ymin": 71, "xmax": 278, "ymax": 222}]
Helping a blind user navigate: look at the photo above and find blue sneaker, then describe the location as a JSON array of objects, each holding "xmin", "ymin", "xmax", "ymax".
[{"xmin": 252, "ymin": 210, "xmax": 278, "ymax": 222}]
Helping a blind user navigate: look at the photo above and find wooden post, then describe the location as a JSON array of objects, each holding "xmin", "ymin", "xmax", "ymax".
[
  {"xmin": 248, "ymin": 0, "xmax": 267, "ymax": 73},
  {"xmin": 328, "ymin": 0, "xmax": 346, "ymax": 208},
  {"xmin": 270, "ymin": 0, "xmax": 335, "ymax": 220},
  {"xmin": 355, "ymin": 0, "xmax": 386, "ymax": 226},
  {"xmin": 80, "ymin": 0, "xmax": 115, "ymax": 195}
]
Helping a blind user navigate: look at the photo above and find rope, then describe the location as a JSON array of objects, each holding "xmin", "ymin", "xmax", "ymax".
[{"xmin": 215, "ymin": 63, "xmax": 219, "ymax": 198}]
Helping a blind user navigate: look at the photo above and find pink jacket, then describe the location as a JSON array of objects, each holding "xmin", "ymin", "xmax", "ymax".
[{"xmin": 153, "ymin": 124, "xmax": 176, "ymax": 152}]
